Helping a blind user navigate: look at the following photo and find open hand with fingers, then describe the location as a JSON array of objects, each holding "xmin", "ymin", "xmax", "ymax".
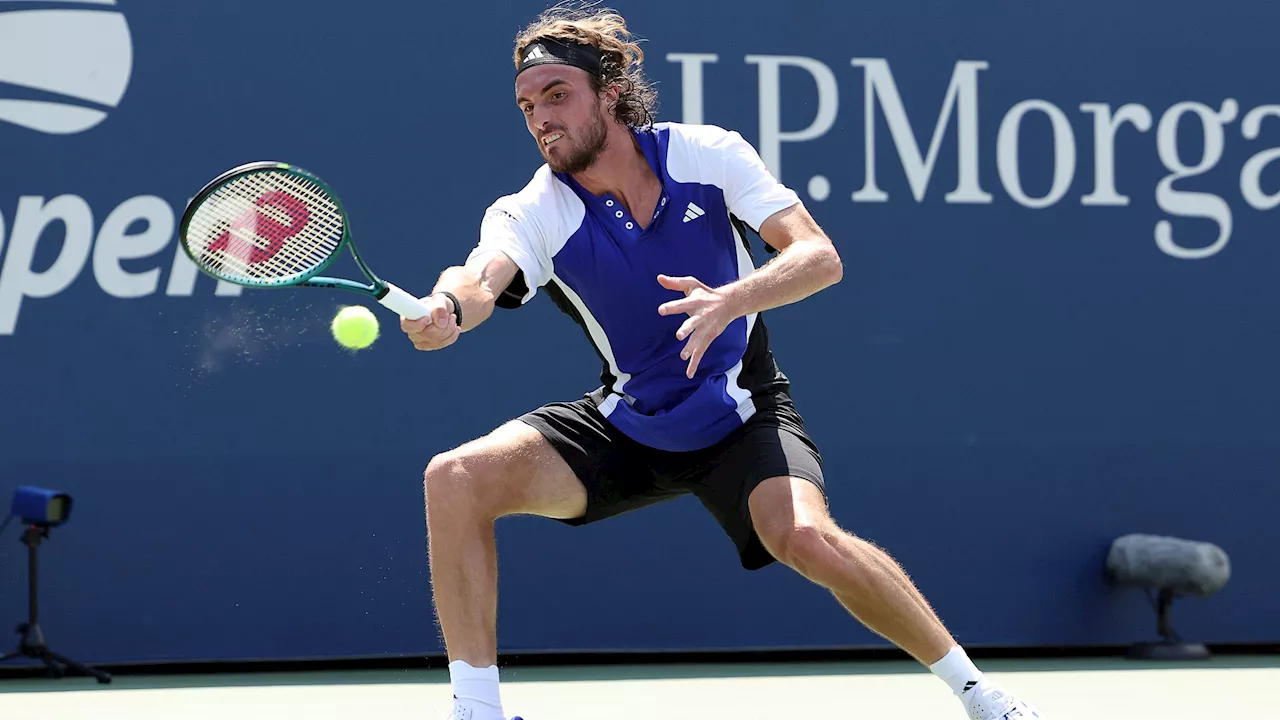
[
  {"xmin": 399, "ymin": 293, "xmax": 459, "ymax": 351},
  {"xmin": 656, "ymin": 274, "xmax": 740, "ymax": 379}
]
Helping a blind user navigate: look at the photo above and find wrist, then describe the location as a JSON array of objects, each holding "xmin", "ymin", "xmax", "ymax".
[
  {"xmin": 434, "ymin": 290, "xmax": 463, "ymax": 329},
  {"xmin": 721, "ymin": 281, "xmax": 752, "ymax": 319}
]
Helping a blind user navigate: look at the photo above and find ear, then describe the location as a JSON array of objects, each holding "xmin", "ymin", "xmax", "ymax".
[{"xmin": 600, "ymin": 82, "xmax": 623, "ymax": 120}]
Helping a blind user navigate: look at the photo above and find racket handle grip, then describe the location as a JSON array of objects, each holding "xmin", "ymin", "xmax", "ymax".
[{"xmin": 378, "ymin": 283, "xmax": 433, "ymax": 321}]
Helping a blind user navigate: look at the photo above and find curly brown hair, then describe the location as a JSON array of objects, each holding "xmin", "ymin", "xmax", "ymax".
[{"xmin": 513, "ymin": 2, "xmax": 658, "ymax": 130}]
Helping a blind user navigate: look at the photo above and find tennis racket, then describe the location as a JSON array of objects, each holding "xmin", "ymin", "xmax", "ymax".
[{"xmin": 177, "ymin": 161, "xmax": 432, "ymax": 319}]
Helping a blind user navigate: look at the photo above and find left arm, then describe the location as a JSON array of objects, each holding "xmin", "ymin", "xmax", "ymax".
[
  {"xmin": 657, "ymin": 202, "xmax": 843, "ymax": 378},
  {"xmin": 720, "ymin": 202, "xmax": 843, "ymax": 315}
]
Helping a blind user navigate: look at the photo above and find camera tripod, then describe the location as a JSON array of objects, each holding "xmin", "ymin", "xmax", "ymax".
[{"xmin": 0, "ymin": 524, "xmax": 111, "ymax": 683}]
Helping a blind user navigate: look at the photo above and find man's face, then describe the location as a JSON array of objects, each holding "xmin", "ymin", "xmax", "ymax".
[{"xmin": 516, "ymin": 64, "xmax": 610, "ymax": 174}]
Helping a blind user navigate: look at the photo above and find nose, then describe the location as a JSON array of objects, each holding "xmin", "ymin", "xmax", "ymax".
[{"xmin": 530, "ymin": 104, "xmax": 554, "ymax": 133}]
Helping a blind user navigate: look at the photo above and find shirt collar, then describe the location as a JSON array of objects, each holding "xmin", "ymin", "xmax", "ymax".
[{"xmin": 555, "ymin": 127, "xmax": 669, "ymax": 235}]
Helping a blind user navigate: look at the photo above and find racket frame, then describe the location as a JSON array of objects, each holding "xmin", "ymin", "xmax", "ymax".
[{"xmin": 178, "ymin": 161, "xmax": 432, "ymax": 319}]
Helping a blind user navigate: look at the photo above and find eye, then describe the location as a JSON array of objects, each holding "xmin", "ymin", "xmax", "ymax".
[{"xmin": 552, "ymin": 91, "xmax": 567, "ymax": 101}]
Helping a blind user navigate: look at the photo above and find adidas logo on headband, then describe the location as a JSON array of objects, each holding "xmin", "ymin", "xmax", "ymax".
[{"xmin": 517, "ymin": 37, "xmax": 603, "ymax": 77}]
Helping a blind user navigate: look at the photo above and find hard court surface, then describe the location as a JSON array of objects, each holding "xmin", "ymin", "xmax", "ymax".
[{"xmin": 1, "ymin": 655, "xmax": 1277, "ymax": 719}]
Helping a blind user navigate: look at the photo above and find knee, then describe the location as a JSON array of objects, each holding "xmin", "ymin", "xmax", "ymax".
[
  {"xmin": 423, "ymin": 452, "xmax": 463, "ymax": 511},
  {"xmin": 423, "ymin": 450, "xmax": 506, "ymax": 521},
  {"xmin": 760, "ymin": 521, "xmax": 835, "ymax": 577}
]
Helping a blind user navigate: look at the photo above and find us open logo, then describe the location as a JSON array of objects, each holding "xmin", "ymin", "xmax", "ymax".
[{"xmin": 0, "ymin": 0, "xmax": 133, "ymax": 134}]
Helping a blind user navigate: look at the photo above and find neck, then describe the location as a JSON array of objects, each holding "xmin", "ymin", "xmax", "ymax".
[{"xmin": 571, "ymin": 124, "xmax": 650, "ymax": 197}]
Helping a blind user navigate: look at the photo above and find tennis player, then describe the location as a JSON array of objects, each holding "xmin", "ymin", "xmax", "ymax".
[{"xmin": 401, "ymin": 6, "xmax": 1044, "ymax": 720}]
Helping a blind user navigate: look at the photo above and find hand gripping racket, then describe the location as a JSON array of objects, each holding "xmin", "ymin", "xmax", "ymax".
[{"xmin": 178, "ymin": 161, "xmax": 432, "ymax": 319}]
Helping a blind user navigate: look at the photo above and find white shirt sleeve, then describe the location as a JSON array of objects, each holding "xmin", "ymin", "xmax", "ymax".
[
  {"xmin": 708, "ymin": 129, "xmax": 801, "ymax": 232},
  {"xmin": 466, "ymin": 198, "xmax": 554, "ymax": 306}
]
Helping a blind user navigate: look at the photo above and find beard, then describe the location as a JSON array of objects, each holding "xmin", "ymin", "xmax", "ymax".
[{"xmin": 544, "ymin": 107, "xmax": 610, "ymax": 174}]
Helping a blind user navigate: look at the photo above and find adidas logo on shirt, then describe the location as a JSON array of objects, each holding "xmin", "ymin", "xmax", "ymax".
[{"xmin": 683, "ymin": 202, "xmax": 705, "ymax": 223}]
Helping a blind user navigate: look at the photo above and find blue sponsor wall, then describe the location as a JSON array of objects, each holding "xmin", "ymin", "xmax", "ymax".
[{"xmin": 1, "ymin": 0, "xmax": 1278, "ymax": 665}]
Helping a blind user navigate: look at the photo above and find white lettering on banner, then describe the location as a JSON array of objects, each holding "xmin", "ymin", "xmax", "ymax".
[
  {"xmin": 667, "ymin": 54, "xmax": 1278, "ymax": 260},
  {"xmin": 997, "ymin": 100, "xmax": 1077, "ymax": 209},
  {"xmin": 744, "ymin": 55, "xmax": 839, "ymax": 181},
  {"xmin": 164, "ymin": 238, "xmax": 199, "ymax": 297},
  {"xmin": 851, "ymin": 59, "xmax": 991, "ymax": 204},
  {"xmin": 666, "ymin": 53, "xmax": 718, "ymax": 125},
  {"xmin": 1079, "ymin": 103, "xmax": 1153, "ymax": 206},
  {"xmin": 1240, "ymin": 105, "xmax": 1280, "ymax": 211},
  {"xmin": 0, "ymin": 196, "xmax": 94, "ymax": 335},
  {"xmin": 0, "ymin": 194, "xmax": 242, "ymax": 336},
  {"xmin": 94, "ymin": 196, "xmax": 173, "ymax": 298},
  {"xmin": 1155, "ymin": 100, "xmax": 1238, "ymax": 259}
]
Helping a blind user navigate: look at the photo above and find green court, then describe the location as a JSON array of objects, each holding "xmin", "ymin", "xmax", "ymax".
[{"xmin": 2, "ymin": 655, "xmax": 1277, "ymax": 719}]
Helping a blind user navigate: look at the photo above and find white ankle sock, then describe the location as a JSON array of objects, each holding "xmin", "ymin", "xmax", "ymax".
[
  {"xmin": 929, "ymin": 645, "xmax": 984, "ymax": 696},
  {"xmin": 449, "ymin": 660, "xmax": 503, "ymax": 719}
]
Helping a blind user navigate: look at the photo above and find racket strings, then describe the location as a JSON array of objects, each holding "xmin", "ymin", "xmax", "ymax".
[{"xmin": 185, "ymin": 171, "xmax": 345, "ymax": 285}]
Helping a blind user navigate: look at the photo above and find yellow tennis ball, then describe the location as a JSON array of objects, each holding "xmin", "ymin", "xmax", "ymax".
[{"xmin": 331, "ymin": 305, "xmax": 379, "ymax": 350}]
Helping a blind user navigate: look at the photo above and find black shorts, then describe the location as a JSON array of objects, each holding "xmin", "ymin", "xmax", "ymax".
[{"xmin": 518, "ymin": 393, "xmax": 825, "ymax": 570}]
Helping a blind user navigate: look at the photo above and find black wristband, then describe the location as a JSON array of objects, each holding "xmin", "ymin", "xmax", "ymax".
[{"xmin": 437, "ymin": 291, "xmax": 463, "ymax": 329}]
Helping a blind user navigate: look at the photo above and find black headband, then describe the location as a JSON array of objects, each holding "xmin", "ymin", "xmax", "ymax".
[{"xmin": 516, "ymin": 37, "xmax": 603, "ymax": 78}]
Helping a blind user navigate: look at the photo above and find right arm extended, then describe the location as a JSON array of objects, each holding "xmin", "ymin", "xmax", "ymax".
[{"xmin": 398, "ymin": 251, "xmax": 519, "ymax": 351}]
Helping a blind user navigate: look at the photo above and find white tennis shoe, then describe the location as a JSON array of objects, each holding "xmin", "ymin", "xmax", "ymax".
[
  {"xmin": 961, "ymin": 680, "xmax": 1043, "ymax": 720},
  {"xmin": 446, "ymin": 705, "xmax": 519, "ymax": 720}
]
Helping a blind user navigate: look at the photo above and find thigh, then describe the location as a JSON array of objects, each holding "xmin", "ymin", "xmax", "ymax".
[
  {"xmin": 690, "ymin": 400, "xmax": 826, "ymax": 570},
  {"xmin": 746, "ymin": 475, "xmax": 832, "ymax": 549},
  {"xmin": 519, "ymin": 397, "xmax": 686, "ymax": 526},
  {"xmin": 433, "ymin": 417, "xmax": 588, "ymax": 520}
]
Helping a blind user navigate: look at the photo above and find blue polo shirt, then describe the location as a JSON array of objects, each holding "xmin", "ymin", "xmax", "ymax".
[{"xmin": 468, "ymin": 122, "xmax": 801, "ymax": 452}]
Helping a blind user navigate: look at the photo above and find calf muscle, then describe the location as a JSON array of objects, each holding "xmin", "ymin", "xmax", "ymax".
[{"xmin": 423, "ymin": 420, "xmax": 585, "ymax": 665}]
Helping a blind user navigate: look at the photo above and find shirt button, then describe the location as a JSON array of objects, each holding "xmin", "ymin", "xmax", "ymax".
[
  {"xmin": 625, "ymin": 221, "xmax": 634, "ymax": 230},
  {"xmin": 605, "ymin": 200, "xmax": 614, "ymax": 207},
  {"xmin": 615, "ymin": 210, "xmax": 624, "ymax": 218}
]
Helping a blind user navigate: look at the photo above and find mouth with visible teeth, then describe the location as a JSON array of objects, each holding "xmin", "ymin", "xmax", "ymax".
[{"xmin": 542, "ymin": 132, "xmax": 563, "ymax": 146}]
